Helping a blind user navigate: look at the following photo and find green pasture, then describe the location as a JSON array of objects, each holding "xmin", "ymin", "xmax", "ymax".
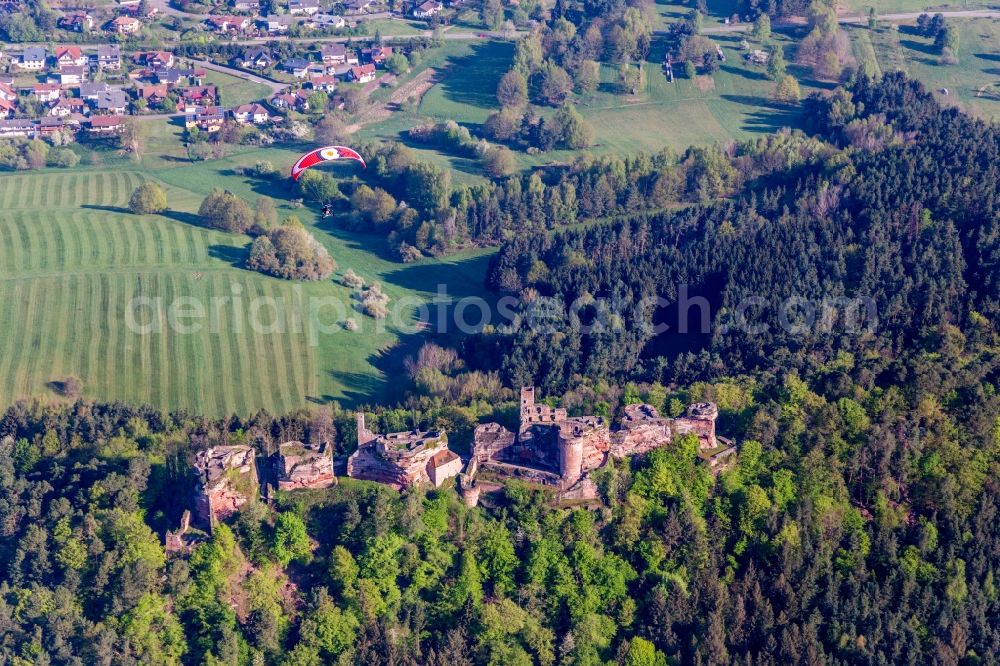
[
  {"xmin": 203, "ymin": 70, "xmax": 275, "ymax": 108},
  {"xmin": 0, "ymin": 161, "xmax": 493, "ymax": 416},
  {"xmin": 862, "ymin": 18, "xmax": 1000, "ymax": 120}
]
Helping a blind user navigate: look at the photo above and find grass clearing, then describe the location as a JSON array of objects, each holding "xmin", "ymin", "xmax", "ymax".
[
  {"xmin": 866, "ymin": 18, "xmax": 1000, "ymax": 120},
  {"xmin": 0, "ymin": 160, "xmax": 494, "ymax": 415},
  {"xmin": 837, "ymin": 0, "xmax": 991, "ymax": 15},
  {"xmin": 203, "ymin": 70, "xmax": 275, "ymax": 108}
]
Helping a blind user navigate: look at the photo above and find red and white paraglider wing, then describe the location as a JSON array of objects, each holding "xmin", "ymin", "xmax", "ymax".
[{"xmin": 290, "ymin": 145, "xmax": 367, "ymax": 181}]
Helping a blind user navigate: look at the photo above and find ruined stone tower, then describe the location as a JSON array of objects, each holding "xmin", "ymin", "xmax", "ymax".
[
  {"xmin": 557, "ymin": 427, "xmax": 584, "ymax": 488},
  {"xmin": 357, "ymin": 411, "xmax": 376, "ymax": 447}
]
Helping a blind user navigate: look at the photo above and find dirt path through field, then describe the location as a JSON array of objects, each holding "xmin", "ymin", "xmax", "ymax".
[{"xmin": 345, "ymin": 67, "xmax": 438, "ymax": 134}]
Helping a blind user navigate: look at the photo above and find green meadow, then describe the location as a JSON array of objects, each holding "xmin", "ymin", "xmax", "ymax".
[{"xmin": 0, "ymin": 158, "xmax": 493, "ymax": 416}]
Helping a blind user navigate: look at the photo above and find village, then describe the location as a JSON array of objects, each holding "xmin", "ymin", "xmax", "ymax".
[
  {"xmin": 0, "ymin": 38, "xmax": 418, "ymax": 139},
  {"xmin": 0, "ymin": 0, "xmax": 464, "ymax": 140},
  {"xmin": 166, "ymin": 387, "xmax": 737, "ymax": 551}
]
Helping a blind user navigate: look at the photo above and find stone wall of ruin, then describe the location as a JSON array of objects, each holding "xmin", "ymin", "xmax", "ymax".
[
  {"xmin": 673, "ymin": 417, "xmax": 716, "ymax": 450},
  {"xmin": 609, "ymin": 422, "xmax": 673, "ymax": 459},
  {"xmin": 472, "ymin": 423, "xmax": 516, "ymax": 463},
  {"xmin": 278, "ymin": 453, "xmax": 336, "ymax": 490},
  {"xmin": 481, "ymin": 460, "xmax": 563, "ymax": 487},
  {"xmin": 348, "ymin": 440, "xmax": 449, "ymax": 489}
]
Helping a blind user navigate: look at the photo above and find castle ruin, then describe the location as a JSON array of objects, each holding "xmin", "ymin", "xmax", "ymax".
[
  {"xmin": 347, "ymin": 413, "xmax": 462, "ymax": 490},
  {"xmin": 276, "ymin": 440, "xmax": 336, "ymax": 491},
  {"xmin": 467, "ymin": 387, "xmax": 734, "ymax": 498},
  {"xmin": 193, "ymin": 445, "xmax": 258, "ymax": 529}
]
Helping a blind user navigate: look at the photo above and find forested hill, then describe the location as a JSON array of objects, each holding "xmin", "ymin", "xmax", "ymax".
[
  {"xmin": 4, "ymin": 73, "xmax": 1000, "ymax": 666},
  {"xmin": 476, "ymin": 73, "xmax": 1000, "ymax": 394}
]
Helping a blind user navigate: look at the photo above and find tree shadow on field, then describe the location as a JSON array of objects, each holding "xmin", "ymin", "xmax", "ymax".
[
  {"xmin": 742, "ymin": 106, "xmax": 801, "ymax": 133},
  {"xmin": 721, "ymin": 63, "xmax": 769, "ymax": 82},
  {"xmin": 720, "ymin": 94, "xmax": 802, "ymax": 133},
  {"xmin": 323, "ymin": 370, "xmax": 391, "ymax": 409},
  {"xmin": 976, "ymin": 53, "xmax": 1000, "ymax": 63},
  {"xmin": 322, "ymin": 255, "xmax": 494, "ymax": 407},
  {"xmin": 720, "ymin": 94, "xmax": 787, "ymax": 111},
  {"xmin": 436, "ymin": 41, "xmax": 514, "ymax": 111},
  {"xmin": 81, "ymin": 204, "xmax": 130, "ymax": 215},
  {"xmin": 208, "ymin": 243, "xmax": 250, "ymax": 268},
  {"xmin": 900, "ymin": 39, "xmax": 938, "ymax": 57},
  {"xmin": 380, "ymin": 252, "xmax": 493, "ymax": 300}
]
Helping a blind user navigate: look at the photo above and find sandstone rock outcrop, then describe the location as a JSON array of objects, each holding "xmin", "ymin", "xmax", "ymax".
[
  {"xmin": 193, "ymin": 445, "xmax": 258, "ymax": 529},
  {"xmin": 277, "ymin": 440, "xmax": 336, "ymax": 491}
]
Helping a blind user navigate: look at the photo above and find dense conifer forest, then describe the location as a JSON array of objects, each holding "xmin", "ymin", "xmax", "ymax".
[{"xmin": 2, "ymin": 74, "xmax": 1000, "ymax": 665}]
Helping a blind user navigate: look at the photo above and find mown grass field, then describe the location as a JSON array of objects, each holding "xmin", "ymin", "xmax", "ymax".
[
  {"xmin": 203, "ymin": 70, "xmax": 275, "ymax": 108},
  {"xmin": 0, "ymin": 163, "xmax": 493, "ymax": 416},
  {"xmin": 862, "ymin": 18, "xmax": 1000, "ymax": 120},
  {"xmin": 411, "ymin": 34, "xmax": 813, "ymax": 159},
  {"xmin": 837, "ymin": 0, "xmax": 992, "ymax": 15}
]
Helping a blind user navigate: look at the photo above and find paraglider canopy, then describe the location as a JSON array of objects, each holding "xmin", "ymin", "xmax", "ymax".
[{"xmin": 290, "ymin": 145, "xmax": 366, "ymax": 181}]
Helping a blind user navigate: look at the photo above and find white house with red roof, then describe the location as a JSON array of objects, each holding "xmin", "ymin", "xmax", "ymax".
[
  {"xmin": 110, "ymin": 16, "xmax": 141, "ymax": 34},
  {"xmin": 348, "ymin": 64, "xmax": 376, "ymax": 83},
  {"xmin": 56, "ymin": 46, "xmax": 88, "ymax": 68},
  {"xmin": 231, "ymin": 103, "xmax": 272, "ymax": 124}
]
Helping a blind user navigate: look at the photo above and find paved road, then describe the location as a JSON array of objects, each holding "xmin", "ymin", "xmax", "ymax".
[
  {"xmin": 191, "ymin": 58, "xmax": 286, "ymax": 93},
  {"xmin": 701, "ymin": 8, "xmax": 1000, "ymax": 33}
]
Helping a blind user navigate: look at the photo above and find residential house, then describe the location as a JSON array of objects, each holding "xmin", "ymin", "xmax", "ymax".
[
  {"xmin": 179, "ymin": 85, "xmax": 218, "ymax": 107},
  {"xmin": 310, "ymin": 13, "xmax": 345, "ymax": 28},
  {"xmin": 0, "ymin": 82, "xmax": 16, "ymax": 103},
  {"xmin": 55, "ymin": 46, "xmax": 88, "ymax": 68},
  {"xmin": 206, "ymin": 16, "xmax": 250, "ymax": 33},
  {"xmin": 78, "ymin": 82, "xmax": 110, "ymax": 101},
  {"xmin": 327, "ymin": 63, "xmax": 353, "ymax": 79},
  {"xmin": 139, "ymin": 51, "xmax": 174, "ymax": 69},
  {"xmin": 343, "ymin": 0, "xmax": 373, "ymax": 13},
  {"xmin": 0, "ymin": 119, "xmax": 37, "ymax": 138},
  {"xmin": 293, "ymin": 88, "xmax": 312, "ymax": 108},
  {"xmin": 362, "ymin": 45, "xmax": 392, "ymax": 67},
  {"xmin": 321, "ymin": 43, "xmax": 347, "ymax": 65},
  {"xmin": 137, "ymin": 84, "xmax": 169, "ymax": 104},
  {"xmin": 58, "ymin": 12, "xmax": 94, "ymax": 32},
  {"xmin": 231, "ymin": 103, "xmax": 272, "ymax": 124},
  {"xmin": 110, "ymin": 16, "xmax": 141, "ymax": 34},
  {"xmin": 187, "ymin": 106, "xmax": 226, "ymax": 132},
  {"xmin": 96, "ymin": 45, "xmax": 122, "ymax": 70},
  {"xmin": 240, "ymin": 47, "xmax": 273, "ymax": 70},
  {"xmin": 306, "ymin": 75, "xmax": 337, "ymax": 92},
  {"xmin": 0, "ymin": 98, "xmax": 15, "ymax": 119},
  {"xmin": 348, "ymin": 64, "xmax": 376, "ymax": 83},
  {"xmin": 77, "ymin": 83, "xmax": 109, "ymax": 102},
  {"xmin": 256, "ymin": 17, "xmax": 293, "ymax": 34},
  {"xmin": 18, "ymin": 47, "xmax": 47, "ymax": 71},
  {"xmin": 231, "ymin": 0, "xmax": 260, "ymax": 11},
  {"xmin": 154, "ymin": 68, "xmax": 206, "ymax": 87},
  {"xmin": 31, "ymin": 84, "xmax": 62, "ymax": 103},
  {"xmin": 288, "ymin": 0, "xmax": 319, "ymax": 14},
  {"xmin": 49, "ymin": 97, "xmax": 86, "ymax": 117},
  {"xmin": 269, "ymin": 91, "xmax": 308, "ymax": 112},
  {"xmin": 95, "ymin": 89, "xmax": 129, "ymax": 115},
  {"xmin": 88, "ymin": 115, "xmax": 126, "ymax": 135},
  {"xmin": 51, "ymin": 66, "xmax": 87, "ymax": 86},
  {"xmin": 280, "ymin": 58, "xmax": 311, "ymax": 78},
  {"xmin": 412, "ymin": 0, "xmax": 442, "ymax": 17},
  {"xmin": 40, "ymin": 118, "xmax": 78, "ymax": 137}
]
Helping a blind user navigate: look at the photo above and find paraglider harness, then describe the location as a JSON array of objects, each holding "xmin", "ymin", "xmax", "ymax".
[{"xmin": 321, "ymin": 202, "xmax": 333, "ymax": 218}]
